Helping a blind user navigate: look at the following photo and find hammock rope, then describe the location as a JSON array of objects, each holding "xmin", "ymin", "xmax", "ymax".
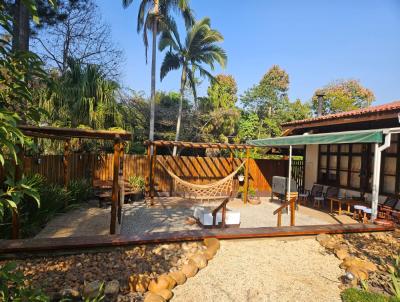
[{"xmin": 157, "ymin": 159, "xmax": 247, "ymax": 201}]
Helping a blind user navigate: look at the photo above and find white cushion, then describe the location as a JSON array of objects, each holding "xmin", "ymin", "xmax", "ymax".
[
  {"xmin": 225, "ymin": 211, "xmax": 241, "ymax": 225},
  {"xmin": 363, "ymin": 208, "xmax": 372, "ymax": 214},
  {"xmin": 314, "ymin": 197, "xmax": 324, "ymax": 201},
  {"xmin": 354, "ymin": 205, "xmax": 366, "ymax": 210},
  {"xmin": 298, "ymin": 193, "xmax": 308, "ymax": 197},
  {"xmin": 193, "ymin": 206, "xmax": 205, "ymax": 220},
  {"xmin": 199, "ymin": 212, "xmax": 220, "ymax": 226},
  {"xmin": 198, "ymin": 210, "xmax": 240, "ymax": 226}
]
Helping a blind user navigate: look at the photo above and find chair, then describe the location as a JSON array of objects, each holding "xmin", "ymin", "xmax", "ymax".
[
  {"xmin": 313, "ymin": 186, "xmax": 339, "ymax": 209},
  {"xmin": 378, "ymin": 195, "xmax": 399, "ymax": 221},
  {"xmin": 353, "ymin": 205, "xmax": 366, "ymax": 221},
  {"xmin": 299, "ymin": 184, "xmax": 323, "ymax": 206},
  {"xmin": 362, "ymin": 207, "xmax": 372, "ymax": 223}
]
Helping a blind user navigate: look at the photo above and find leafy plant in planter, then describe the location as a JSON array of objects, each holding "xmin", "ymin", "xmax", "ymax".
[{"xmin": 128, "ymin": 175, "xmax": 145, "ymax": 201}]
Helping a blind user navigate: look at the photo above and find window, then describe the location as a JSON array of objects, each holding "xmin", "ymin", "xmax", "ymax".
[{"xmin": 317, "ymin": 134, "xmax": 400, "ymax": 196}]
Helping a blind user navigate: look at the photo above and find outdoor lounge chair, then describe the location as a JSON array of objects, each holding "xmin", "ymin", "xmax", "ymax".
[
  {"xmin": 378, "ymin": 195, "xmax": 400, "ymax": 222},
  {"xmin": 299, "ymin": 184, "xmax": 323, "ymax": 206},
  {"xmin": 193, "ymin": 195, "xmax": 240, "ymax": 228}
]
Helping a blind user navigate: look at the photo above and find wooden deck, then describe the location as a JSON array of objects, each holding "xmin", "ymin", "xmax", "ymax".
[{"xmin": 0, "ymin": 223, "xmax": 393, "ymax": 256}]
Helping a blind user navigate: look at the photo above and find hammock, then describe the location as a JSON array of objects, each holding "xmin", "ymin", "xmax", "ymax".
[{"xmin": 157, "ymin": 159, "xmax": 247, "ymax": 201}]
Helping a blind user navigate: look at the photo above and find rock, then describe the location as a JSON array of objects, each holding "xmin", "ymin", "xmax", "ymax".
[
  {"xmin": 185, "ymin": 217, "xmax": 197, "ymax": 225},
  {"xmin": 159, "ymin": 274, "xmax": 176, "ymax": 290},
  {"xmin": 144, "ymin": 292, "xmax": 166, "ymax": 302},
  {"xmin": 104, "ymin": 280, "xmax": 120, "ymax": 296},
  {"xmin": 190, "ymin": 254, "xmax": 207, "ymax": 269},
  {"xmin": 335, "ymin": 249, "xmax": 349, "ymax": 260},
  {"xmin": 204, "ymin": 238, "xmax": 220, "ymax": 250},
  {"xmin": 157, "ymin": 289, "xmax": 173, "ymax": 301},
  {"xmin": 203, "ymin": 247, "xmax": 216, "ymax": 260},
  {"xmin": 148, "ymin": 277, "xmax": 170, "ymax": 293},
  {"xmin": 129, "ymin": 274, "xmax": 150, "ymax": 293},
  {"xmin": 346, "ymin": 265, "xmax": 369, "ymax": 281},
  {"xmin": 168, "ymin": 271, "xmax": 186, "ymax": 285},
  {"xmin": 60, "ymin": 288, "xmax": 80, "ymax": 299},
  {"xmin": 181, "ymin": 262, "xmax": 198, "ymax": 278},
  {"xmin": 316, "ymin": 233, "xmax": 330, "ymax": 244},
  {"xmin": 340, "ymin": 257, "xmax": 377, "ymax": 273},
  {"xmin": 83, "ymin": 280, "xmax": 102, "ymax": 299}
]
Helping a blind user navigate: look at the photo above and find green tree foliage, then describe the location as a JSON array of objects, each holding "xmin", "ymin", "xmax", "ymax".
[
  {"xmin": 34, "ymin": 59, "xmax": 122, "ymax": 129},
  {"xmin": 312, "ymin": 79, "xmax": 375, "ymax": 115},
  {"xmin": 196, "ymin": 74, "xmax": 239, "ymax": 143},
  {"xmin": 0, "ymin": 1, "xmax": 49, "ymax": 223},
  {"xmin": 159, "ymin": 17, "xmax": 227, "ymax": 153},
  {"xmin": 206, "ymin": 74, "xmax": 238, "ymax": 110},
  {"xmin": 240, "ymin": 65, "xmax": 311, "ymax": 139},
  {"xmin": 122, "ymin": 0, "xmax": 194, "ymax": 142}
]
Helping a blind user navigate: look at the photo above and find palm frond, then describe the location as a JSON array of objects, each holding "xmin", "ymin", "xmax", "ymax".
[{"xmin": 160, "ymin": 51, "xmax": 181, "ymax": 80}]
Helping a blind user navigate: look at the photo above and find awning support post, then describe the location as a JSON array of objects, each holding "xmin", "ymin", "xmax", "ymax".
[
  {"xmin": 287, "ymin": 145, "xmax": 292, "ymax": 202},
  {"xmin": 371, "ymin": 133, "xmax": 391, "ymax": 220}
]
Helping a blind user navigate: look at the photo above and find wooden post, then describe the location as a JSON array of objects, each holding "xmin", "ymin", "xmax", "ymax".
[
  {"xmin": 277, "ymin": 211, "xmax": 282, "ymax": 227},
  {"xmin": 63, "ymin": 139, "xmax": 71, "ymax": 188},
  {"xmin": 117, "ymin": 140, "xmax": 124, "ymax": 225},
  {"xmin": 243, "ymin": 148, "xmax": 250, "ymax": 204},
  {"xmin": 150, "ymin": 145, "xmax": 157, "ymax": 205},
  {"xmin": 11, "ymin": 210, "xmax": 20, "ymax": 239},
  {"xmin": 146, "ymin": 144, "xmax": 151, "ymax": 197},
  {"xmin": 110, "ymin": 135, "xmax": 121, "ymax": 235},
  {"xmin": 290, "ymin": 197, "xmax": 295, "ymax": 226}
]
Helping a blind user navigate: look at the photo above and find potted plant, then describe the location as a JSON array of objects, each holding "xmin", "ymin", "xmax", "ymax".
[{"xmin": 128, "ymin": 175, "xmax": 145, "ymax": 201}]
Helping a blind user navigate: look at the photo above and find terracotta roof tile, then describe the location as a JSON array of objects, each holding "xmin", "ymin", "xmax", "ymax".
[{"xmin": 282, "ymin": 100, "xmax": 400, "ymax": 127}]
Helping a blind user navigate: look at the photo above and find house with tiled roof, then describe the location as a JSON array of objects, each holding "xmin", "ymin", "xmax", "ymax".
[
  {"xmin": 282, "ymin": 100, "xmax": 400, "ymax": 200},
  {"xmin": 249, "ymin": 100, "xmax": 400, "ymax": 222}
]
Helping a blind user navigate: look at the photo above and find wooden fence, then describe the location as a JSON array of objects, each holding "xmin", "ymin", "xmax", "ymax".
[{"xmin": 8, "ymin": 154, "xmax": 302, "ymax": 194}]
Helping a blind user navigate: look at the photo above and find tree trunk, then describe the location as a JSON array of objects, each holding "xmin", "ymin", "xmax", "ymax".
[
  {"xmin": 12, "ymin": 0, "xmax": 30, "ymax": 52},
  {"xmin": 149, "ymin": 0, "xmax": 159, "ymax": 147},
  {"xmin": 173, "ymin": 66, "xmax": 187, "ymax": 156}
]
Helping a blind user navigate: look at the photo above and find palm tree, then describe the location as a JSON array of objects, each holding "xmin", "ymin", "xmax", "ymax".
[
  {"xmin": 122, "ymin": 0, "xmax": 193, "ymax": 144},
  {"xmin": 159, "ymin": 18, "xmax": 227, "ymax": 155}
]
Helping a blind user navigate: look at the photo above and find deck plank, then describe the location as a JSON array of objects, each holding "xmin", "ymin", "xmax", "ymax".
[{"xmin": 0, "ymin": 223, "xmax": 393, "ymax": 255}]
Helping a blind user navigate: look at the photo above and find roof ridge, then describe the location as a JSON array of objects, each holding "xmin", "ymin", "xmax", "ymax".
[{"xmin": 283, "ymin": 100, "xmax": 400, "ymax": 126}]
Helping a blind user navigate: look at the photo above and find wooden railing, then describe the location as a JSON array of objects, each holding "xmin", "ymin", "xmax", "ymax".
[{"xmin": 273, "ymin": 195, "xmax": 297, "ymax": 227}]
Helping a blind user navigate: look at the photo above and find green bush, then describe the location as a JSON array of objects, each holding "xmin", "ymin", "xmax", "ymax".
[
  {"xmin": 341, "ymin": 288, "xmax": 400, "ymax": 302},
  {"xmin": 67, "ymin": 179, "xmax": 94, "ymax": 204},
  {"xmin": 128, "ymin": 175, "xmax": 145, "ymax": 192},
  {"xmin": 16, "ymin": 176, "xmax": 93, "ymax": 238}
]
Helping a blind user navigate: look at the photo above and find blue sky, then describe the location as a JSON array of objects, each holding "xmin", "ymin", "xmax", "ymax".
[{"xmin": 97, "ymin": 0, "xmax": 400, "ymax": 105}]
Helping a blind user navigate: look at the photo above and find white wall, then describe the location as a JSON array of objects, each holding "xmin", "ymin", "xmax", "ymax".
[{"xmin": 304, "ymin": 144, "xmax": 318, "ymax": 190}]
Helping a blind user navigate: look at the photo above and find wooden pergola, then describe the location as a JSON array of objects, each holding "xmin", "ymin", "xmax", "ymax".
[
  {"xmin": 16, "ymin": 125, "xmax": 134, "ymax": 237},
  {"xmin": 144, "ymin": 140, "xmax": 253, "ymax": 204}
]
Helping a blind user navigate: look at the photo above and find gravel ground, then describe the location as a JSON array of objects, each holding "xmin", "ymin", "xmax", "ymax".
[
  {"xmin": 172, "ymin": 238, "xmax": 343, "ymax": 302},
  {"xmin": 121, "ymin": 198, "xmax": 337, "ymax": 235}
]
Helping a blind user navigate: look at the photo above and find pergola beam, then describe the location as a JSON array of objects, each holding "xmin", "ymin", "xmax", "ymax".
[
  {"xmin": 145, "ymin": 140, "xmax": 252, "ymax": 150},
  {"xmin": 20, "ymin": 125, "xmax": 132, "ymax": 141}
]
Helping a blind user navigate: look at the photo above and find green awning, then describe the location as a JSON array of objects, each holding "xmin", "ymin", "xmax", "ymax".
[{"xmin": 248, "ymin": 129, "xmax": 383, "ymax": 147}]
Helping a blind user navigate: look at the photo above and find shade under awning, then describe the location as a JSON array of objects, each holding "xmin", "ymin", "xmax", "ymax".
[{"xmin": 248, "ymin": 129, "xmax": 383, "ymax": 147}]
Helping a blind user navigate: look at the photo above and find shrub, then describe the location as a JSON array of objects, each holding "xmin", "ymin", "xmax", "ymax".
[
  {"xmin": 128, "ymin": 175, "xmax": 145, "ymax": 192},
  {"xmin": 67, "ymin": 179, "xmax": 94, "ymax": 204},
  {"xmin": 341, "ymin": 288, "xmax": 400, "ymax": 302}
]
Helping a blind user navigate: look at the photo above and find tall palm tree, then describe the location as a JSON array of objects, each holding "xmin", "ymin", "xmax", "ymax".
[
  {"xmin": 122, "ymin": 0, "xmax": 193, "ymax": 144},
  {"xmin": 159, "ymin": 18, "xmax": 227, "ymax": 155}
]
